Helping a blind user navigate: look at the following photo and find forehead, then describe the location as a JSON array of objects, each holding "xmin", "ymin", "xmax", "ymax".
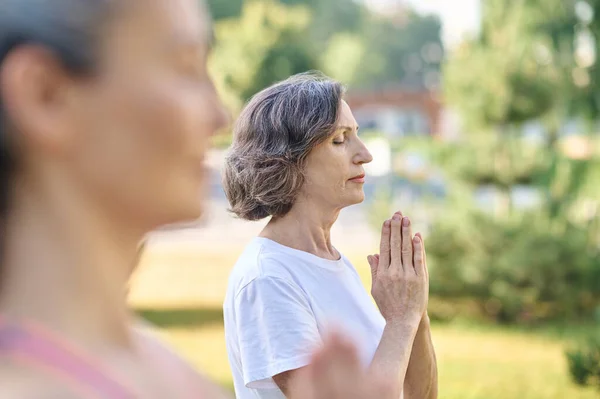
[
  {"xmin": 337, "ymin": 100, "xmax": 357, "ymax": 126},
  {"xmin": 106, "ymin": 0, "xmax": 211, "ymax": 53}
]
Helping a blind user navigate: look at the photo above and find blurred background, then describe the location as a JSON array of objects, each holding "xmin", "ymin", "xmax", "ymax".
[{"xmin": 129, "ymin": 0, "xmax": 600, "ymax": 397}]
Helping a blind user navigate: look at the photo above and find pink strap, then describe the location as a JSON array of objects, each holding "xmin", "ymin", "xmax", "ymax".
[{"xmin": 0, "ymin": 320, "xmax": 133, "ymax": 398}]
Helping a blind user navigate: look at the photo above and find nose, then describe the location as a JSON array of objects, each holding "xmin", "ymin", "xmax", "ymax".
[
  {"xmin": 205, "ymin": 78, "xmax": 231, "ymax": 137},
  {"xmin": 354, "ymin": 138, "xmax": 373, "ymax": 165},
  {"xmin": 210, "ymin": 94, "xmax": 231, "ymax": 137},
  {"xmin": 214, "ymin": 102, "xmax": 230, "ymax": 135}
]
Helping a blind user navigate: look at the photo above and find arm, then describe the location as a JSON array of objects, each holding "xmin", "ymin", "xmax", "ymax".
[
  {"xmin": 368, "ymin": 320, "xmax": 420, "ymax": 399},
  {"xmin": 404, "ymin": 233, "xmax": 437, "ymax": 399},
  {"xmin": 272, "ymin": 323, "xmax": 420, "ymax": 398},
  {"xmin": 274, "ymin": 329, "xmax": 412, "ymax": 399},
  {"xmin": 287, "ymin": 332, "xmax": 398, "ymax": 399},
  {"xmin": 404, "ymin": 315, "xmax": 438, "ymax": 399},
  {"xmin": 273, "ymin": 369, "xmax": 304, "ymax": 397}
]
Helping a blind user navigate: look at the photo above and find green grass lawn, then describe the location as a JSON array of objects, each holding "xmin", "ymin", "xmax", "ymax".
[{"xmin": 129, "ymin": 244, "xmax": 599, "ymax": 399}]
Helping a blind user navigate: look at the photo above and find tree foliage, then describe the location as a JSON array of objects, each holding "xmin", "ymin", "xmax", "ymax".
[
  {"xmin": 445, "ymin": 0, "xmax": 565, "ymax": 129},
  {"xmin": 207, "ymin": 0, "xmax": 444, "ymax": 113}
]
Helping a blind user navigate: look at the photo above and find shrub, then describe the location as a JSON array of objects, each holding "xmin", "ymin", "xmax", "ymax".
[
  {"xmin": 566, "ymin": 335, "xmax": 600, "ymax": 390},
  {"xmin": 426, "ymin": 210, "xmax": 600, "ymax": 323}
]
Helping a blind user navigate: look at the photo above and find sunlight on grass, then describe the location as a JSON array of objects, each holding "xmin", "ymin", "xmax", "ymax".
[
  {"xmin": 131, "ymin": 245, "xmax": 599, "ymax": 399},
  {"xmin": 433, "ymin": 325, "xmax": 598, "ymax": 399}
]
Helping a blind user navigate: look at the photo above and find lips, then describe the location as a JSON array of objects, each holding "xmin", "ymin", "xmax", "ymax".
[{"xmin": 348, "ymin": 174, "xmax": 365, "ymax": 183}]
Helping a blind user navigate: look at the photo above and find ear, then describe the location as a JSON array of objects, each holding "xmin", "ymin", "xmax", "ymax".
[{"xmin": 0, "ymin": 45, "xmax": 77, "ymax": 156}]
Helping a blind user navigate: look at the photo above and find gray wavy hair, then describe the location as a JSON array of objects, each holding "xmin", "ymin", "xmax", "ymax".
[{"xmin": 223, "ymin": 71, "xmax": 345, "ymax": 221}]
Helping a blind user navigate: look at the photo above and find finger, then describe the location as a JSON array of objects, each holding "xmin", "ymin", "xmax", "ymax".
[
  {"xmin": 415, "ymin": 232, "xmax": 428, "ymax": 280},
  {"xmin": 413, "ymin": 235, "xmax": 425, "ymax": 276},
  {"xmin": 390, "ymin": 213, "xmax": 403, "ymax": 271},
  {"xmin": 374, "ymin": 254, "xmax": 380, "ymax": 262},
  {"xmin": 379, "ymin": 220, "xmax": 392, "ymax": 270},
  {"xmin": 415, "ymin": 232, "xmax": 426, "ymax": 261},
  {"xmin": 401, "ymin": 217, "xmax": 413, "ymax": 272},
  {"xmin": 367, "ymin": 255, "xmax": 379, "ymax": 281}
]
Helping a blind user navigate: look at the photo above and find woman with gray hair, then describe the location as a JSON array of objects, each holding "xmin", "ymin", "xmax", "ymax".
[{"xmin": 223, "ymin": 72, "xmax": 438, "ymax": 399}]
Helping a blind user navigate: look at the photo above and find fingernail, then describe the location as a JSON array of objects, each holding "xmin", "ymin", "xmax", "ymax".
[
  {"xmin": 367, "ymin": 255, "xmax": 372, "ymax": 262},
  {"xmin": 393, "ymin": 214, "xmax": 401, "ymax": 221},
  {"xmin": 413, "ymin": 236, "xmax": 420, "ymax": 244},
  {"xmin": 403, "ymin": 217, "xmax": 410, "ymax": 226},
  {"xmin": 384, "ymin": 220, "xmax": 391, "ymax": 227}
]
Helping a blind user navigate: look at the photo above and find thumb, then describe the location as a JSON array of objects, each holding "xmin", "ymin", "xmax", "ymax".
[{"xmin": 367, "ymin": 255, "xmax": 379, "ymax": 280}]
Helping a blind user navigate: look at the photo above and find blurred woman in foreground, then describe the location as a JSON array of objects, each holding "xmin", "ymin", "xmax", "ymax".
[
  {"xmin": 223, "ymin": 73, "xmax": 438, "ymax": 399},
  {"xmin": 0, "ymin": 0, "xmax": 392, "ymax": 397}
]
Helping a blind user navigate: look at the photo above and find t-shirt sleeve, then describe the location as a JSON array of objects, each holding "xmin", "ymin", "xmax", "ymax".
[{"xmin": 234, "ymin": 275, "xmax": 321, "ymax": 389}]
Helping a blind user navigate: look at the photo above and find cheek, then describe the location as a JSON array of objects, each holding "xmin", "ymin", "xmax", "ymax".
[
  {"xmin": 107, "ymin": 79, "xmax": 214, "ymax": 174},
  {"xmin": 112, "ymin": 83, "xmax": 193, "ymax": 155},
  {"xmin": 75, "ymin": 80, "xmax": 211, "ymax": 213},
  {"xmin": 304, "ymin": 149, "xmax": 348, "ymax": 191}
]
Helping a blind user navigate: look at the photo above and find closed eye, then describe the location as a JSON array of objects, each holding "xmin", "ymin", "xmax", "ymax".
[
  {"xmin": 333, "ymin": 127, "xmax": 354, "ymax": 145},
  {"xmin": 332, "ymin": 133, "xmax": 346, "ymax": 145}
]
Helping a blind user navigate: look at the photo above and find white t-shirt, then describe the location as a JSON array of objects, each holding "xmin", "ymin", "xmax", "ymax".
[{"xmin": 223, "ymin": 237, "xmax": 386, "ymax": 399}]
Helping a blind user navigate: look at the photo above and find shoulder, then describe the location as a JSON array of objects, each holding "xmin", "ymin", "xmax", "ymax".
[
  {"xmin": 228, "ymin": 240, "xmax": 300, "ymax": 295},
  {"xmin": 234, "ymin": 238, "xmax": 294, "ymax": 272},
  {"xmin": 132, "ymin": 325, "xmax": 230, "ymax": 398},
  {"xmin": 233, "ymin": 273, "xmax": 307, "ymax": 306}
]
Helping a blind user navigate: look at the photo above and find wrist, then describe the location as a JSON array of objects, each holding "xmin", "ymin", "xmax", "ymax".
[{"xmin": 385, "ymin": 313, "xmax": 422, "ymax": 331}]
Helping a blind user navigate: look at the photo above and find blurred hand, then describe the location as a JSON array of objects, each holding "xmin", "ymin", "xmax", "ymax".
[
  {"xmin": 367, "ymin": 211, "xmax": 429, "ymax": 326},
  {"xmin": 289, "ymin": 333, "xmax": 395, "ymax": 399}
]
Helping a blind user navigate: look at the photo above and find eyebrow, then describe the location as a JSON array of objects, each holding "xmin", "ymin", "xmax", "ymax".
[{"xmin": 338, "ymin": 125, "xmax": 360, "ymax": 132}]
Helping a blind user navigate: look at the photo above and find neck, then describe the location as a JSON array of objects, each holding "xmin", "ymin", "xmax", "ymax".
[
  {"xmin": 0, "ymin": 177, "xmax": 144, "ymax": 350},
  {"xmin": 261, "ymin": 197, "xmax": 340, "ymax": 260}
]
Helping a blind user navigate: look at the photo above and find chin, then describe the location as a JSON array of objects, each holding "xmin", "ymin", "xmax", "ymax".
[
  {"xmin": 180, "ymin": 201, "xmax": 206, "ymax": 223},
  {"xmin": 354, "ymin": 193, "xmax": 366, "ymax": 204},
  {"xmin": 156, "ymin": 197, "xmax": 206, "ymax": 230},
  {"xmin": 341, "ymin": 193, "xmax": 365, "ymax": 208},
  {"xmin": 174, "ymin": 181, "xmax": 208, "ymax": 222}
]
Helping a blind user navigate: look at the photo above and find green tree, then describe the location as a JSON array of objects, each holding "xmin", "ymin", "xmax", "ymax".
[
  {"xmin": 360, "ymin": 11, "xmax": 444, "ymax": 89},
  {"xmin": 209, "ymin": 0, "xmax": 314, "ymax": 112},
  {"xmin": 321, "ymin": 10, "xmax": 444, "ymax": 89},
  {"xmin": 210, "ymin": 0, "xmax": 445, "ymax": 111},
  {"xmin": 207, "ymin": 0, "xmax": 243, "ymax": 20},
  {"xmin": 282, "ymin": 0, "xmax": 364, "ymax": 45},
  {"xmin": 445, "ymin": 0, "xmax": 559, "ymax": 130}
]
